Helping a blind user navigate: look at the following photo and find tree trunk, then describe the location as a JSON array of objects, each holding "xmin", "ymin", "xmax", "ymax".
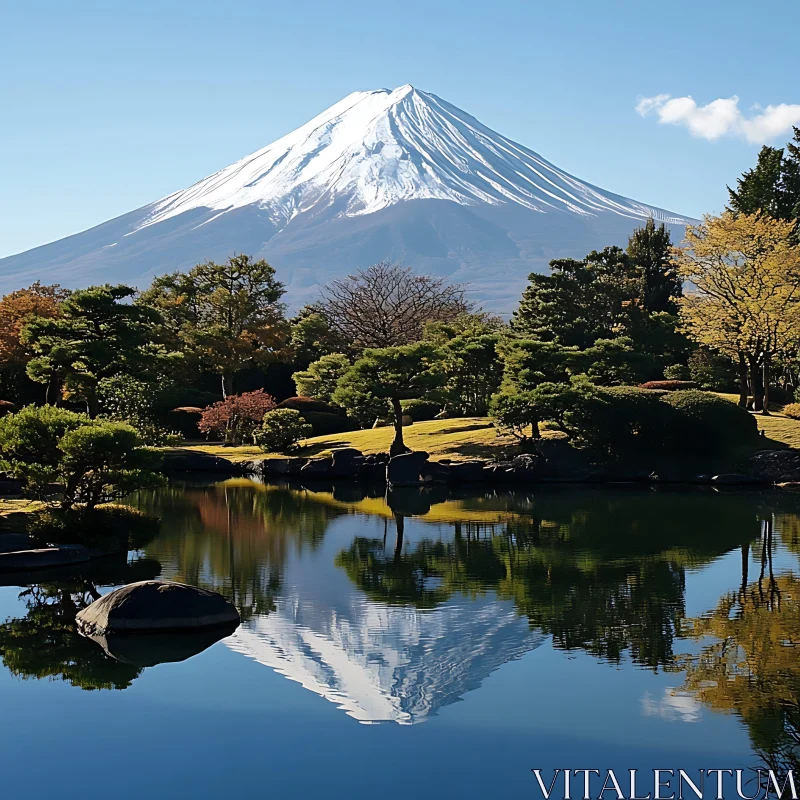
[
  {"xmin": 761, "ymin": 356, "xmax": 771, "ymax": 415},
  {"xmin": 749, "ymin": 355, "xmax": 764, "ymax": 412},
  {"xmin": 45, "ymin": 371, "xmax": 61, "ymax": 406},
  {"xmin": 393, "ymin": 513, "xmax": 405, "ymax": 564},
  {"xmin": 389, "ymin": 397, "xmax": 410, "ymax": 456},
  {"xmin": 221, "ymin": 372, "xmax": 234, "ymax": 399},
  {"xmin": 737, "ymin": 352, "xmax": 749, "ymax": 408},
  {"xmin": 86, "ymin": 392, "xmax": 99, "ymax": 420}
]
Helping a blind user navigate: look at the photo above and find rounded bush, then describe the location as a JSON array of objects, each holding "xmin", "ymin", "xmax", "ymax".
[
  {"xmin": 660, "ymin": 390, "xmax": 757, "ymax": 455},
  {"xmin": 277, "ymin": 396, "xmax": 345, "ymax": 416},
  {"xmin": 400, "ymin": 399, "xmax": 442, "ymax": 422},
  {"xmin": 783, "ymin": 403, "xmax": 800, "ymax": 420},
  {"xmin": 301, "ymin": 411, "xmax": 356, "ymax": 436},
  {"xmin": 639, "ymin": 380, "xmax": 698, "ymax": 391},
  {"xmin": 663, "ymin": 364, "xmax": 692, "ymax": 381},
  {"xmin": 254, "ymin": 409, "xmax": 313, "ymax": 454}
]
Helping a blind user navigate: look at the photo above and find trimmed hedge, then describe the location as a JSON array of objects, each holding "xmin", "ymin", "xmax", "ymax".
[
  {"xmin": 301, "ymin": 411, "xmax": 356, "ymax": 436},
  {"xmin": 277, "ymin": 396, "xmax": 346, "ymax": 416},
  {"xmin": 401, "ymin": 399, "xmax": 442, "ymax": 422},
  {"xmin": 638, "ymin": 380, "xmax": 698, "ymax": 391}
]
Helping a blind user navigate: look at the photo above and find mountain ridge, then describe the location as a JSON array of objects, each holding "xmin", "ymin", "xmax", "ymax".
[{"xmin": 0, "ymin": 85, "xmax": 693, "ymax": 311}]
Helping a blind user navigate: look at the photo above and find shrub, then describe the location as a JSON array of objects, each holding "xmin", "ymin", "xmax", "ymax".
[
  {"xmin": 198, "ymin": 390, "xmax": 277, "ymax": 445},
  {"xmin": 255, "ymin": 409, "xmax": 313, "ymax": 453},
  {"xmin": 663, "ymin": 364, "xmax": 692, "ymax": 381},
  {"xmin": 783, "ymin": 403, "xmax": 800, "ymax": 420},
  {"xmin": 28, "ymin": 504, "xmax": 160, "ymax": 550},
  {"xmin": 301, "ymin": 411, "xmax": 356, "ymax": 436},
  {"xmin": 0, "ymin": 405, "xmax": 88, "ymax": 483},
  {"xmin": 277, "ymin": 396, "xmax": 345, "ymax": 415},
  {"xmin": 0, "ymin": 406, "xmax": 163, "ymax": 509},
  {"xmin": 688, "ymin": 348, "xmax": 735, "ymax": 392},
  {"xmin": 639, "ymin": 380, "xmax": 698, "ymax": 391},
  {"xmin": 401, "ymin": 399, "xmax": 442, "ymax": 422},
  {"xmin": 660, "ymin": 390, "xmax": 757, "ymax": 455}
]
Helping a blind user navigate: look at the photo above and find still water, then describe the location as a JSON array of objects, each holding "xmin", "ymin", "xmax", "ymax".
[{"xmin": 2, "ymin": 481, "xmax": 800, "ymax": 798}]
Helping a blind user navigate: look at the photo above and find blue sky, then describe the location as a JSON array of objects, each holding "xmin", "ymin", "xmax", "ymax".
[{"xmin": 2, "ymin": 0, "xmax": 798, "ymax": 257}]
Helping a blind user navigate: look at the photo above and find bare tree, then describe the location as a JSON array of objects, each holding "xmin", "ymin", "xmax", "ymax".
[{"xmin": 315, "ymin": 261, "xmax": 473, "ymax": 349}]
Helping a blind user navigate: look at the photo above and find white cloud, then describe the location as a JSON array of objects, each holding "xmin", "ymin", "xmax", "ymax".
[
  {"xmin": 635, "ymin": 94, "xmax": 800, "ymax": 144},
  {"xmin": 641, "ymin": 689, "xmax": 702, "ymax": 723}
]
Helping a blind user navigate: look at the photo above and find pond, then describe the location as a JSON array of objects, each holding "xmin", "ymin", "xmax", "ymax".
[{"xmin": 1, "ymin": 481, "xmax": 800, "ymax": 799}]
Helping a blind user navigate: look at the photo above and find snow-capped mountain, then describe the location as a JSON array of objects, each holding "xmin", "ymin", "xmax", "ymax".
[{"xmin": 0, "ymin": 85, "xmax": 692, "ymax": 311}]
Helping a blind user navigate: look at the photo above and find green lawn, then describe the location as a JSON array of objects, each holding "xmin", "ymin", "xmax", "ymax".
[
  {"xmin": 177, "ymin": 417, "xmax": 521, "ymax": 462},
  {"xmin": 717, "ymin": 392, "xmax": 800, "ymax": 449}
]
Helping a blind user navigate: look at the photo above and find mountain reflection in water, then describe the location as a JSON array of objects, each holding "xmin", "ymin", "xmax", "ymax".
[{"xmin": 4, "ymin": 480, "xmax": 800, "ymax": 773}]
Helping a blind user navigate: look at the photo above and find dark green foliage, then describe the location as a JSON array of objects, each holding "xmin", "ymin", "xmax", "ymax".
[
  {"xmin": 29, "ymin": 504, "xmax": 160, "ymax": 550},
  {"xmin": 96, "ymin": 374, "xmax": 179, "ymax": 445},
  {"xmin": 291, "ymin": 353, "xmax": 351, "ymax": 403},
  {"xmin": 728, "ymin": 135, "xmax": 800, "ymax": 223},
  {"xmin": 490, "ymin": 384, "xmax": 756, "ymax": 459},
  {"xmin": 498, "ymin": 339, "xmax": 576, "ymax": 392},
  {"xmin": 277, "ymin": 395, "xmax": 346, "ymax": 415},
  {"xmin": 401, "ymin": 399, "xmax": 442, "ymax": 422},
  {"xmin": 255, "ymin": 408, "xmax": 313, "ymax": 453},
  {"xmin": 511, "ymin": 246, "xmax": 643, "ymax": 347},
  {"xmin": 22, "ymin": 284, "xmax": 177, "ymax": 415},
  {"xmin": 435, "ymin": 332, "xmax": 503, "ymax": 415},
  {"xmin": 626, "ymin": 218, "xmax": 681, "ymax": 313},
  {"xmin": 0, "ymin": 405, "xmax": 163, "ymax": 509},
  {"xmin": 639, "ymin": 380, "xmax": 698, "ymax": 391},
  {"xmin": 663, "ymin": 364, "xmax": 692, "ymax": 381},
  {"xmin": 333, "ymin": 343, "xmax": 444, "ymax": 453},
  {"xmin": 660, "ymin": 390, "xmax": 758, "ymax": 456},
  {"xmin": 301, "ymin": 411, "xmax": 355, "ymax": 436},
  {"xmin": 576, "ymin": 337, "xmax": 659, "ymax": 386},
  {"xmin": 688, "ymin": 348, "xmax": 735, "ymax": 392}
]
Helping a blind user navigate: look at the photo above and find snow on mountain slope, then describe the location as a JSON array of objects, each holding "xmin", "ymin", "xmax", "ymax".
[
  {"xmin": 0, "ymin": 85, "xmax": 693, "ymax": 311},
  {"xmin": 141, "ymin": 84, "xmax": 685, "ymax": 230}
]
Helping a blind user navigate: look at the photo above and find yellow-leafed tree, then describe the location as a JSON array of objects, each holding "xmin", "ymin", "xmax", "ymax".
[{"xmin": 674, "ymin": 212, "xmax": 800, "ymax": 412}]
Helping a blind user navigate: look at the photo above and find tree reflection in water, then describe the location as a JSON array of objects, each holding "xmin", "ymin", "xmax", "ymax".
[
  {"xmin": 0, "ymin": 557, "xmax": 161, "ymax": 690},
  {"xmin": 677, "ymin": 514, "xmax": 800, "ymax": 775}
]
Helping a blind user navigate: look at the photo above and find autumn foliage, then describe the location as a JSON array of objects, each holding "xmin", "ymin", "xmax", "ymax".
[
  {"xmin": 197, "ymin": 390, "xmax": 277, "ymax": 444},
  {"xmin": 0, "ymin": 282, "xmax": 68, "ymax": 365}
]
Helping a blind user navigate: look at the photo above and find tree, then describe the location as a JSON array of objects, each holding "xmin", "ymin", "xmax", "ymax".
[
  {"xmin": 22, "ymin": 284, "xmax": 174, "ymax": 415},
  {"xmin": 675, "ymin": 212, "xmax": 800, "ymax": 412},
  {"xmin": 626, "ymin": 218, "xmax": 682, "ymax": 313},
  {"xmin": 140, "ymin": 254, "xmax": 288, "ymax": 397},
  {"xmin": 292, "ymin": 353, "xmax": 351, "ymax": 402},
  {"xmin": 333, "ymin": 343, "xmax": 444, "ymax": 454},
  {"xmin": 728, "ymin": 131, "xmax": 800, "ymax": 225},
  {"xmin": 511, "ymin": 246, "xmax": 644, "ymax": 347},
  {"xmin": 314, "ymin": 261, "xmax": 472, "ymax": 350},
  {"xmin": 0, "ymin": 405, "xmax": 163, "ymax": 510},
  {"xmin": 197, "ymin": 389, "xmax": 277, "ymax": 445},
  {"xmin": 0, "ymin": 282, "xmax": 69, "ymax": 367}
]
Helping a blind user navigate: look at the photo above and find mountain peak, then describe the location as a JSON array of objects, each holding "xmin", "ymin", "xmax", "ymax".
[{"xmin": 0, "ymin": 86, "xmax": 692, "ymax": 311}]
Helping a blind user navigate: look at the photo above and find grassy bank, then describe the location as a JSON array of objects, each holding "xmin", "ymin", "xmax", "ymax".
[
  {"xmin": 171, "ymin": 398, "xmax": 800, "ymax": 466},
  {"xmin": 176, "ymin": 418, "xmax": 521, "ymax": 462}
]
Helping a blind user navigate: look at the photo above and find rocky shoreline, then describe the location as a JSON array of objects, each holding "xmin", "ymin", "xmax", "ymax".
[{"xmin": 162, "ymin": 442, "xmax": 800, "ymax": 489}]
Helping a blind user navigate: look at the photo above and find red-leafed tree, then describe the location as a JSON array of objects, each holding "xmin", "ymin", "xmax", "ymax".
[{"xmin": 197, "ymin": 390, "xmax": 277, "ymax": 445}]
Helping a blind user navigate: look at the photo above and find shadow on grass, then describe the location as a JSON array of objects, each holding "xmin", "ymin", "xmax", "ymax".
[{"xmin": 419, "ymin": 422, "xmax": 494, "ymax": 436}]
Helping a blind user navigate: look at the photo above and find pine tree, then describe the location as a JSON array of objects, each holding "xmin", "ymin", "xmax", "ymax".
[{"xmin": 626, "ymin": 218, "xmax": 681, "ymax": 313}]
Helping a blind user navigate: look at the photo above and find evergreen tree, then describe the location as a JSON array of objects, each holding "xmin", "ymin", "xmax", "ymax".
[
  {"xmin": 728, "ymin": 132, "xmax": 800, "ymax": 225},
  {"xmin": 510, "ymin": 246, "xmax": 643, "ymax": 348},
  {"xmin": 626, "ymin": 218, "xmax": 681, "ymax": 313}
]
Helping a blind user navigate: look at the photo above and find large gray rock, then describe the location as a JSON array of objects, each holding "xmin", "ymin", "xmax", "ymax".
[
  {"xmin": 300, "ymin": 457, "xmax": 333, "ymax": 479},
  {"xmin": 447, "ymin": 461, "xmax": 486, "ymax": 483},
  {"xmin": 262, "ymin": 456, "xmax": 307, "ymax": 477},
  {"xmin": 76, "ymin": 580, "xmax": 240, "ymax": 635},
  {"xmin": 330, "ymin": 448, "xmax": 364, "ymax": 478},
  {"xmin": 0, "ymin": 544, "xmax": 90, "ymax": 572},
  {"xmin": 161, "ymin": 450, "xmax": 240, "ymax": 474},
  {"xmin": 0, "ymin": 533, "xmax": 45, "ymax": 554},
  {"xmin": 749, "ymin": 449, "xmax": 800, "ymax": 483},
  {"xmin": 386, "ymin": 451, "xmax": 430, "ymax": 486}
]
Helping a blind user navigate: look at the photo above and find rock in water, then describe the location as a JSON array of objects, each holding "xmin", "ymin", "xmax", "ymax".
[{"xmin": 76, "ymin": 580, "xmax": 240, "ymax": 635}]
